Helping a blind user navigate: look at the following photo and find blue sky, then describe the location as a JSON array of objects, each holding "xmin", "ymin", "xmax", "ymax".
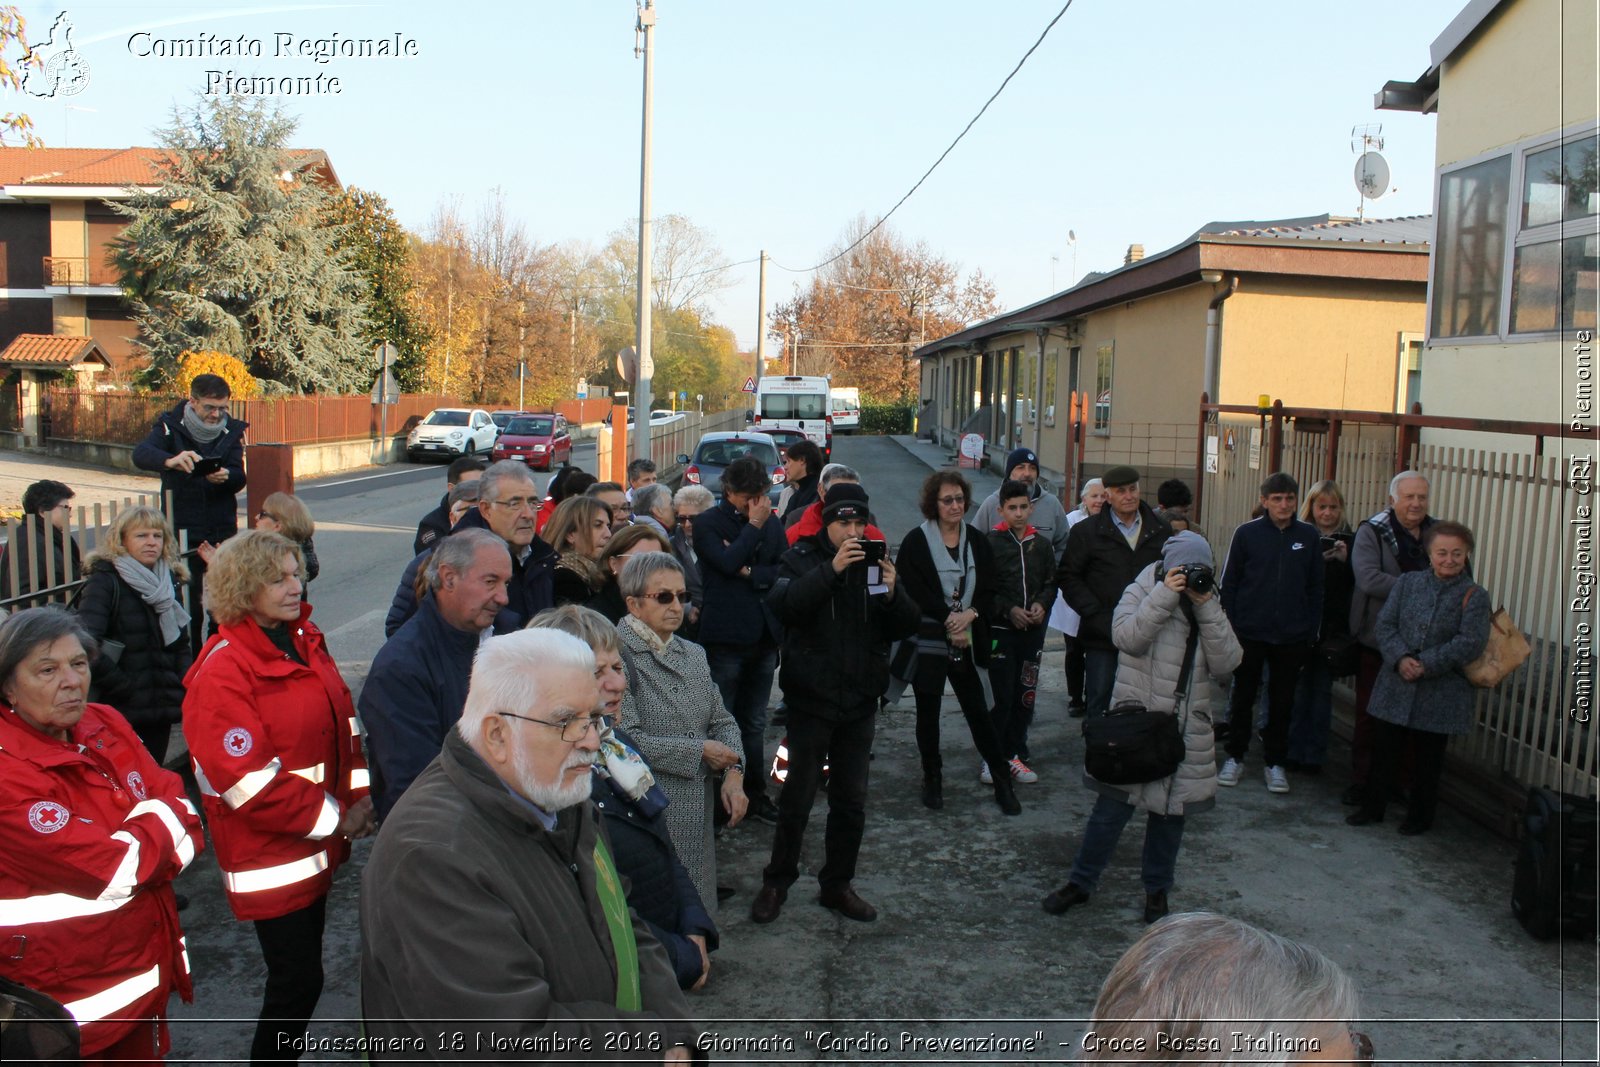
[{"xmin": 14, "ymin": 0, "xmax": 1462, "ymax": 350}]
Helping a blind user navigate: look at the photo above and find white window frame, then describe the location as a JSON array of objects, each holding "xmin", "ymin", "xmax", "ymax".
[
  {"xmin": 1427, "ymin": 120, "xmax": 1600, "ymax": 345},
  {"xmin": 1395, "ymin": 331, "xmax": 1425, "ymax": 413},
  {"xmin": 1092, "ymin": 342, "xmax": 1113, "ymax": 436}
]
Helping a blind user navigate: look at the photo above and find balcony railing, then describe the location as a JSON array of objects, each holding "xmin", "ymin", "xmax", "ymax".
[{"xmin": 42, "ymin": 256, "xmax": 121, "ymax": 288}]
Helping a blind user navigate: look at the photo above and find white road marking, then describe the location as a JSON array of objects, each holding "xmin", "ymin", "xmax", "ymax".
[
  {"xmin": 322, "ymin": 608, "xmax": 388, "ymax": 643},
  {"xmin": 309, "ymin": 469, "xmax": 436, "ymax": 490}
]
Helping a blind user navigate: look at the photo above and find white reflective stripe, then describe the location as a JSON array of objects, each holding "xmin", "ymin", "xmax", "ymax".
[
  {"xmin": 288, "ymin": 763, "xmax": 326, "ymax": 784},
  {"xmin": 126, "ymin": 799, "xmax": 195, "ymax": 869},
  {"xmin": 191, "ymin": 760, "xmax": 219, "ymax": 797},
  {"xmin": 222, "ymin": 850, "xmax": 330, "ymax": 895},
  {"xmin": 0, "ymin": 890, "xmax": 132, "ymax": 925},
  {"xmin": 222, "ymin": 758, "xmax": 283, "ymax": 809},
  {"xmin": 62, "ymin": 963, "xmax": 162, "ymax": 1024},
  {"xmin": 348, "ymin": 717, "xmax": 360, "ymax": 736},
  {"xmin": 102, "ymin": 831, "xmax": 141, "ymax": 899},
  {"xmin": 179, "ymin": 935, "xmax": 190, "ymax": 977},
  {"xmin": 179, "ymin": 797, "xmax": 198, "ymax": 818},
  {"xmin": 348, "ymin": 767, "xmax": 370, "ymax": 790},
  {"xmin": 306, "ymin": 796, "xmax": 340, "ymax": 841}
]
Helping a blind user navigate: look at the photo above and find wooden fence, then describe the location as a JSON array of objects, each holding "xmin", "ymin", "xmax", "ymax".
[
  {"xmin": 46, "ymin": 389, "xmax": 459, "ymax": 446},
  {"xmin": 1195, "ymin": 396, "xmax": 1595, "ymax": 812}
]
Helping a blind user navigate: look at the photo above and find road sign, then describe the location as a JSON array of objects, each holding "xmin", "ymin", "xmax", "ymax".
[
  {"xmin": 741, "ymin": 376, "xmax": 756, "ymax": 393},
  {"xmin": 375, "ymin": 342, "xmax": 397, "ymax": 370},
  {"xmin": 576, "ymin": 377, "xmax": 588, "ymax": 399},
  {"xmin": 617, "ymin": 347, "xmax": 637, "ymax": 383},
  {"xmin": 370, "ymin": 369, "xmax": 399, "ymax": 405},
  {"xmin": 678, "ymin": 391, "xmax": 686, "ymax": 401}
]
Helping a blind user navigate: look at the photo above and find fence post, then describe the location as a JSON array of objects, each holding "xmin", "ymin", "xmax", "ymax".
[
  {"xmin": 1193, "ymin": 392, "xmax": 1210, "ymax": 523},
  {"xmin": 1397, "ymin": 401, "xmax": 1422, "ymax": 472},
  {"xmin": 1325, "ymin": 416, "xmax": 1342, "ymax": 485},
  {"xmin": 1268, "ymin": 399, "xmax": 1285, "ymax": 473}
]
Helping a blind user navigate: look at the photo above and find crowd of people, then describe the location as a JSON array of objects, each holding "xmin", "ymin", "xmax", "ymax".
[{"xmin": 0, "ymin": 373, "xmax": 1487, "ymax": 1061}]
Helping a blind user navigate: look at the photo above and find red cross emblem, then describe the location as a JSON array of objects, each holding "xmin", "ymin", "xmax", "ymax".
[{"xmin": 28, "ymin": 800, "xmax": 69, "ymax": 834}]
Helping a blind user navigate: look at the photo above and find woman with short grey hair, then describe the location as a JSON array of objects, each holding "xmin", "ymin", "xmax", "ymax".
[
  {"xmin": 1083, "ymin": 911, "xmax": 1370, "ymax": 1064},
  {"xmin": 669, "ymin": 486, "xmax": 712, "ymax": 634},
  {"xmin": 616, "ymin": 551, "xmax": 745, "ymax": 913}
]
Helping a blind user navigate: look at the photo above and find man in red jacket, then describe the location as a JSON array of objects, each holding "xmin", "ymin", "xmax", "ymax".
[{"xmin": 785, "ymin": 464, "xmax": 885, "ymax": 546}]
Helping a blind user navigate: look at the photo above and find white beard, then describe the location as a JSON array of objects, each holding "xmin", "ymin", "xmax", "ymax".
[{"xmin": 511, "ymin": 744, "xmax": 596, "ymax": 813}]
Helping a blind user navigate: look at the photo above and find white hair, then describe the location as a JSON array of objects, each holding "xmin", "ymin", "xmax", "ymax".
[
  {"xmin": 673, "ymin": 484, "xmax": 713, "ymax": 512},
  {"xmin": 1389, "ymin": 469, "xmax": 1429, "ymax": 500},
  {"xmin": 456, "ymin": 629, "xmax": 596, "ymax": 748},
  {"xmin": 820, "ymin": 463, "xmax": 860, "ymax": 491},
  {"xmin": 1080, "ymin": 478, "xmax": 1104, "ymax": 501}
]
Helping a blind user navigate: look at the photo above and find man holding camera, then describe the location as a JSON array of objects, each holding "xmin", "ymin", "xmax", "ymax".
[
  {"xmin": 1218, "ymin": 472, "xmax": 1325, "ymax": 795},
  {"xmin": 751, "ymin": 483, "xmax": 920, "ymax": 925}
]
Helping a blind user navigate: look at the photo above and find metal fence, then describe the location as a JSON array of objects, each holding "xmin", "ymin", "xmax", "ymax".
[
  {"xmin": 46, "ymin": 389, "xmax": 459, "ymax": 446},
  {"xmin": 1195, "ymin": 396, "xmax": 1595, "ymax": 810},
  {"xmin": 594, "ymin": 409, "xmax": 747, "ymax": 482}
]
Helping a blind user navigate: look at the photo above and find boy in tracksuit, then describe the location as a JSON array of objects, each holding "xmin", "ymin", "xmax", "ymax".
[{"xmin": 986, "ymin": 479, "xmax": 1058, "ymax": 785}]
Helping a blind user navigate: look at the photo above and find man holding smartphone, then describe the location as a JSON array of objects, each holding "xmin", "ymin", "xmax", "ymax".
[{"xmin": 752, "ymin": 483, "xmax": 919, "ymax": 925}]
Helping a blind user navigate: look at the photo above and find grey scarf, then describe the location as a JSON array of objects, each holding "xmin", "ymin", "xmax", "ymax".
[
  {"xmin": 920, "ymin": 518, "xmax": 975, "ymax": 611},
  {"xmin": 181, "ymin": 401, "xmax": 227, "ymax": 444},
  {"xmin": 112, "ymin": 555, "xmax": 191, "ymax": 647}
]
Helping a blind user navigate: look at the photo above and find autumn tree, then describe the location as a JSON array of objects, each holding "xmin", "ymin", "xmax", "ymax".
[
  {"xmin": 1, "ymin": 8, "xmax": 41, "ymax": 146},
  {"xmin": 112, "ymin": 97, "xmax": 368, "ymax": 393},
  {"xmin": 771, "ymin": 219, "xmax": 999, "ymax": 401},
  {"xmin": 325, "ymin": 186, "xmax": 433, "ymax": 390}
]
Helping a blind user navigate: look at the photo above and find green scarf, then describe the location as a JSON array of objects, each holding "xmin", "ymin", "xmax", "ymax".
[{"xmin": 592, "ymin": 836, "xmax": 640, "ymax": 1011}]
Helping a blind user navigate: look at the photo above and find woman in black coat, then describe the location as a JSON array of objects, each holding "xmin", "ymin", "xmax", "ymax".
[
  {"xmin": 895, "ymin": 470, "xmax": 1019, "ymax": 816},
  {"xmin": 1287, "ymin": 480, "xmax": 1357, "ymax": 773},
  {"xmin": 74, "ymin": 505, "xmax": 194, "ymax": 762}
]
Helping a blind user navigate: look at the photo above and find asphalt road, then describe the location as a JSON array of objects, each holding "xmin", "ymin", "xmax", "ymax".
[{"xmin": 156, "ymin": 435, "xmax": 1593, "ymax": 1065}]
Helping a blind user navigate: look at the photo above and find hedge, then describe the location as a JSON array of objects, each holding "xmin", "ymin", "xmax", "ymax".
[{"xmin": 857, "ymin": 402, "xmax": 915, "ymax": 435}]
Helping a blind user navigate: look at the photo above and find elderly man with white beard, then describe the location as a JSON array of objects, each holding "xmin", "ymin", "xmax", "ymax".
[{"xmin": 360, "ymin": 629, "xmax": 700, "ymax": 1061}]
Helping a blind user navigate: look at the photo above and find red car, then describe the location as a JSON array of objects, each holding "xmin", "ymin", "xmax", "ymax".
[{"xmin": 491, "ymin": 412, "xmax": 572, "ymax": 470}]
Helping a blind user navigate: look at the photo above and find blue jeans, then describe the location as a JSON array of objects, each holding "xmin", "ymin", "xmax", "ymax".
[
  {"xmin": 1083, "ymin": 648, "xmax": 1119, "ymax": 718},
  {"xmin": 706, "ymin": 642, "xmax": 778, "ymax": 799},
  {"xmin": 1068, "ymin": 792, "xmax": 1186, "ymax": 894}
]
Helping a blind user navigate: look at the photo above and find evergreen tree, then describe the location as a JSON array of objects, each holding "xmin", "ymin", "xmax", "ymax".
[
  {"xmin": 325, "ymin": 186, "xmax": 433, "ymax": 390},
  {"xmin": 112, "ymin": 97, "xmax": 368, "ymax": 393}
]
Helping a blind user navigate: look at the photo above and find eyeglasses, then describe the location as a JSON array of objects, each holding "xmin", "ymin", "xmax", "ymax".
[
  {"xmin": 937, "ymin": 495, "xmax": 966, "ymax": 506},
  {"xmin": 489, "ymin": 497, "xmax": 539, "ymax": 513},
  {"xmin": 499, "ymin": 710, "xmax": 604, "ymax": 743},
  {"xmin": 193, "ymin": 400, "xmax": 230, "ymax": 415},
  {"xmin": 1350, "ymin": 1032, "xmax": 1373, "ymax": 1062},
  {"xmin": 257, "ymin": 511, "xmax": 276, "ymax": 522},
  {"xmin": 633, "ymin": 590, "xmax": 692, "ymax": 605}
]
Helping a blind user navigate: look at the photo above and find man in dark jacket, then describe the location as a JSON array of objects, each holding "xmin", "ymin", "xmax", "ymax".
[
  {"xmin": 385, "ymin": 460, "xmax": 556, "ymax": 637},
  {"xmin": 131, "ymin": 373, "xmax": 247, "ymax": 549},
  {"xmin": 693, "ymin": 454, "xmax": 789, "ymax": 823},
  {"xmin": 986, "ymin": 478, "xmax": 1057, "ymax": 780},
  {"xmin": 776, "ymin": 440, "xmax": 823, "ymax": 528},
  {"xmin": 361, "ymin": 629, "xmax": 698, "ymax": 1056},
  {"xmin": 1059, "ymin": 465, "xmax": 1171, "ymax": 717},
  {"xmin": 361, "ymin": 529, "xmax": 510, "ymax": 820},
  {"xmin": 751, "ymin": 484, "xmax": 919, "ymax": 926},
  {"xmin": 413, "ymin": 454, "xmax": 486, "ymax": 555},
  {"xmin": 0, "ymin": 479, "xmax": 82, "ymax": 605},
  {"xmin": 1217, "ymin": 472, "xmax": 1325, "ymax": 796}
]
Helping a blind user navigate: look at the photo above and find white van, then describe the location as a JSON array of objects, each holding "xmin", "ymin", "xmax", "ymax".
[
  {"xmin": 754, "ymin": 375, "xmax": 832, "ymax": 456},
  {"xmin": 829, "ymin": 386, "xmax": 861, "ymax": 434}
]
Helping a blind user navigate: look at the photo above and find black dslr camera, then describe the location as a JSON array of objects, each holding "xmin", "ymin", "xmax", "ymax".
[{"xmin": 1163, "ymin": 563, "xmax": 1215, "ymax": 594}]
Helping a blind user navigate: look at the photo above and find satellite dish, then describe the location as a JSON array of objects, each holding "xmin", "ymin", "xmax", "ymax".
[{"xmin": 1354, "ymin": 151, "xmax": 1390, "ymax": 200}]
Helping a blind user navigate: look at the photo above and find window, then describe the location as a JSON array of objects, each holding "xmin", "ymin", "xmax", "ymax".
[
  {"xmin": 1093, "ymin": 343, "xmax": 1113, "ymax": 434},
  {"xmin": 1043, "ymin": 347, "xmax": 1059, "ymax": 426},
  {"xmin": 1396, "ymin": 332, "xmax": 1424, "ymax": 413},
  {"xmin": 1431, "ymin": 125, "xmax": 1599, "ymax": 340}
]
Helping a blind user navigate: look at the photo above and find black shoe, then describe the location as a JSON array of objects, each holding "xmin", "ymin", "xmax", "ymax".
[
  {"xmin": 1041, "ymin": 882, "xmax": 1090, "ymax": 915},
  {"xmin": 716, "ymin": 885, "xmax": 736, "ymax": 903},
  {"xmin": 750, "ymin": 885, "xmax": 785, "ymax": 924},
  {"xmin": 819, "ymin": 884, "xmax": 878, "ymax": 922},
  {"xmin": 1345, "ymin": 810, "xmax": 1383, "ymax": 826},
  {"xmin": 921, "ymin": 773, "xmax": 943, "ymax": 810},
  {"xmin": 1068, "ymin": 701, "xmax": 1086, "ymax": 719},
  {"xmin": 748, "ymin": 794, "xmax": 780, "ymax": 825},
  {"xmin": 993, "ymin": 779, "xmax": 1022, "ymax": 816},
  {"xmin": 1295, "ymin": 762, "xmax": 1323, "ymax": 776},
  {"xmin": 1341, "ymin": 784, "xmax": 1366, "ymax": 807},
  {"xmin": 771, "ymin": 703, "xmax": 789, "ymax": 727},
  {"xmin": 175, "ymin": 892, "xmax": 191, "ymax": 912},
  {"xmin": 1398, "ymin": 818, "xmax": 1431, "ymax": 836},
  {"xmin": 1143, "ymin": 890, "xmax": 1169, "ymax": 924}
]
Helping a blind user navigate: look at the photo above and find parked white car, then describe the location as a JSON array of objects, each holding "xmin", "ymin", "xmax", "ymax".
[{"xmin": 406, "ymin": 407, "xmax": 498, "ymax": 462}]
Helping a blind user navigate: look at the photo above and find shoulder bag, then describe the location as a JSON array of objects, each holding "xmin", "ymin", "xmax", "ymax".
[
  {"xmin": 1461, "ymin": 587, "xmax": 1530, "ymax": 688},
  {"xmin": 1082, "ymin": 601, "xmax": 1197, "ymax": 785}
]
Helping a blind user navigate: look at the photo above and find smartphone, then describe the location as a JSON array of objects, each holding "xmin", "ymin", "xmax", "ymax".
[
  {"xmin": 191, "ymin": 457, "xmax": 224, "ymax": 477},
  {"xmin": 859, "ymin": 539, "xmax": 887, "ymax": 563},
  {"xmin": 1319, "ymin": 535, "xmax": 1339, "ymax": 552}
]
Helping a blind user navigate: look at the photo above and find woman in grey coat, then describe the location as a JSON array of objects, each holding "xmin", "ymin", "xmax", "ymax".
[
  {"xmin": 1041, "ymin": 532, "xmax": 1243, "ymax": 924},
  {"xmin": 1347, "ymin": 520, "xmax": 1490, "ymax": 835},
  {"xmin": 616, "ymin": 552, "xmax": 747, "ymax": 913}
]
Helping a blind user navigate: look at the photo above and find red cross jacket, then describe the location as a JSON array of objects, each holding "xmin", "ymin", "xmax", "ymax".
[
  {"xmin": 0, "ymin": 702, "xmax": 201, "ymax": 1054},
  {"xmin": 184, "ymin": 604, "xmax": 369, "ymax": 922}
]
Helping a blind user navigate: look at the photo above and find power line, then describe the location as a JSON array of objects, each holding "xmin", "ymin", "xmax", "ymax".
[{"xmin": 777, "ymin": 0, "xmax": 1076, "ymax": 276}]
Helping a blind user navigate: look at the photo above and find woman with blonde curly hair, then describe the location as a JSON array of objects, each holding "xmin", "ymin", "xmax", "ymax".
[
  {"xmin": 255, "ymin": 491, "xmax": 320, "ymax": 588},
  {"xmin": 543, "ymin": 496, "xmax": 613, "ymax": 606},
  {"xmin": 74, "ymin": 504, "xmax": 192, "ymax": 761},
  {"xmin": 183, "ymin": 530, "xmax": 373, "ymax": 1061}
]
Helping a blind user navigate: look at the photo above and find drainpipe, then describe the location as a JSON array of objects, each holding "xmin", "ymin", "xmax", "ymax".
[{"xmin": 1202, "ymin": 276, "xmax": 1239, "ymax": 401}]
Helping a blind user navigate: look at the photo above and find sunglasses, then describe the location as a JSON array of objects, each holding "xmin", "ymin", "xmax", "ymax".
[
  {"xmin": 256, "ymin": 511, "xmax": 277, "ymax": 522},
  {"xmin": 634, "ymin": 590, "xmax": 692, "ymax": 605}
]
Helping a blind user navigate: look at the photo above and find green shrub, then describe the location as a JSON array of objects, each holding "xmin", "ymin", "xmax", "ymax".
[{"xmin": 858, "ymin": 403, "xmax": 915, "ymax": 435}]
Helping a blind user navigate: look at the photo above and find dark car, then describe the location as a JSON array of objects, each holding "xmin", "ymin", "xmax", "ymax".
[
  {"xmin": 491, "ymin": 413, "xmax": 572, "ymax": 470},
  {"xmin": 678, "ymin": 431, "xmax": 785, "ymax": 504},
  {"xmin": 491, "ymin": 409, "xmax": 531, "ymax": 433}
]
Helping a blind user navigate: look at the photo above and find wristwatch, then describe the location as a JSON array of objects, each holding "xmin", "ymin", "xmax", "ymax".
[{"xmin": 729, "ymin": 763, "xmax": 744, "ymax": 776}]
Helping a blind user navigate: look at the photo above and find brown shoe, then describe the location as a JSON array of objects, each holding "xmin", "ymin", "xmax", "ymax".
[
  {"xmin": 819, "ymin": 884, "xmax": 878, "ymax": 922},
  {"xmin": 750, "ymin": 885, "xmax": 786, "ymax": 924}
]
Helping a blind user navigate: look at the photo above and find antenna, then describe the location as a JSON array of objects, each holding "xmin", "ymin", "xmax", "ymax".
[{"xmin": 1350, "ymin": 124, "xmax": 1388, "ymax": 222}]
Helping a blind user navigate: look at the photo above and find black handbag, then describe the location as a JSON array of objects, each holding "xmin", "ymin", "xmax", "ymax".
[
  {"xmin": 1316, "ymin": 631, "xmax": 1360, "ymax": 676},
  {"xmin": 1082, "ymin": 602, "xmax": 1199, "ymax": 785}
]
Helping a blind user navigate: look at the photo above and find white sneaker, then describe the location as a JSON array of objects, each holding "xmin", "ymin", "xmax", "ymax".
[
  {"xmin": 1264, "ymin": 765, "xmax": 1290, "ymax": 794},
  {"xmin": 1008, "ymin": 757, "xmax": 1039, "ymax": 784},
  {"xmin": 1217, "ymin": 758, "xmax": 1242, "ymax": 787},
  {"xmin": 979, "ymin": 761, "xmax": 994, "ymax": 785}
]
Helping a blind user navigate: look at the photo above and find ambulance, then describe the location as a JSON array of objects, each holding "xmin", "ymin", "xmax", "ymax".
[{"xmin": 753, "ymin": 375, "xmax": 832, "ymax": 457}]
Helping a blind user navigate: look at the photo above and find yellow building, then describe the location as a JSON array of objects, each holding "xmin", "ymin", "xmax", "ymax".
[
  {"xmin": 914, "ymin": 215, "xmax": 1429, "ymax": 493},
  {"xmin": 1377, "ymin": 0, "xmax": 1598, "ymax": 433}
]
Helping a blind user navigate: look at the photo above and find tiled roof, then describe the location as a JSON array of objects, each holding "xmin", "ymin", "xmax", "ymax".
[
  {"xmin": 1200, "ymin": 214, "xmax": 1432, "ymax": 246},
  {"xmin": 0, "ymin": 334, "xmax": 111, "ymax": 367},
  {"xmin": 0, "ymin": 146, "xmax": 333, "ymax": 188}
]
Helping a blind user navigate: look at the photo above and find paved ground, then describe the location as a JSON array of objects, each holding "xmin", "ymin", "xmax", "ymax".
[{"xmin": 2, "ymin": 436, "xmax": 1594, "ymax": 1065}]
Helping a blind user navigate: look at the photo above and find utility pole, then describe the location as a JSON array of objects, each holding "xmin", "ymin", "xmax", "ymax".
[
  {"xmin": 517, "ymin": 322, "xmax": 527, "ymax": 409},
  {"xmin": 631, "ymin": 0, "xmax": 656, "ymax": 462},
  {"xmin": 755, "ymin": 249, "xmax": 767, "ymax": 383}
]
